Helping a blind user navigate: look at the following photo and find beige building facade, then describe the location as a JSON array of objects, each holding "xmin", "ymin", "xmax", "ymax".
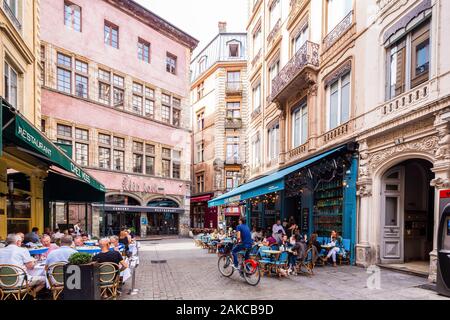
[{"xmin": 190, "ymin": 24, "xmax": 248, "ymax": 229}]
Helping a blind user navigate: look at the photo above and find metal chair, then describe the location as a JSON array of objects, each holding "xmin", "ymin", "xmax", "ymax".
[
  {"xmin": 0, "ymin": 264, "xmax": 34, "ymax": 300},
  {"xmin": 273, "ymin": 251, "xmax": 289, "ymax": 277},
  {"xmin": 98, "ymin": 262, "xmax": 121, "ymax": 299},
  {"xmin": 46, "ymin": 262, "xmax": 66, "ymax": 300}
]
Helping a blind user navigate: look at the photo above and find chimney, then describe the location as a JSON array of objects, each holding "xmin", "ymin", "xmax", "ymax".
[{"xmin": 218, "ymin": 21, "xmax": 227, "ymax": 33}]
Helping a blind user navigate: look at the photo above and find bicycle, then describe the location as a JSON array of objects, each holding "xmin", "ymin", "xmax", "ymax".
[{"xmin": 217, "ymin": 242, "xmax": 261, "ymax": 286}]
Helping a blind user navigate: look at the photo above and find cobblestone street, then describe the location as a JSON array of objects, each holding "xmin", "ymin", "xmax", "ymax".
[{"xmin": 120, "ymin": 239, "xmax": 449, "ymax": 300}]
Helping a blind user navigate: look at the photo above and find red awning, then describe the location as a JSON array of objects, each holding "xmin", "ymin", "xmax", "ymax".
[{"xmin": 191, "ymin": 194, "xmax": 213, "ymax": 203}]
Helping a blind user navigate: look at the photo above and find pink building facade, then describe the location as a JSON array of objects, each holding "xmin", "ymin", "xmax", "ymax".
[{"xmin": 40, "ymin": 0, "xmax": 198, "ymax": 237}]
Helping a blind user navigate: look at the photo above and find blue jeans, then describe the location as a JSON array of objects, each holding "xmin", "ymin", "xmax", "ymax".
[{"xmin": 232, "ymin": 243, "xmax": 251, "ymax": 267}]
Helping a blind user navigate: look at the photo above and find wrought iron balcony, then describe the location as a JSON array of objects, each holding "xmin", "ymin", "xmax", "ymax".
[
  {"xmin": 225, "ymin": 118, "xmax": 243, "ymax": 129},
  {"xmin": 323, "ymin": 11, "xmax": 353, "ymax": 51},
  {"xmin": 225, "ymin": 81, "xmax": 243, "ymax": 95},
  {"xmin": 225, "ymin": 157, "xmax": 241, "ymax": 165},
  {"xmin": 3, "ymin": 0, "xmax": 21, "ymax": 31},
  {"xmin": 269, "ymin": 41, "xmax": 320, "ymax": 104}
]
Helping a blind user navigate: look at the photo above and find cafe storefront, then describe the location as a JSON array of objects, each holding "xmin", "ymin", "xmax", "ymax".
[{"xmin": 0, "ymin": 98, "xmax": 105, "ymax": 239}]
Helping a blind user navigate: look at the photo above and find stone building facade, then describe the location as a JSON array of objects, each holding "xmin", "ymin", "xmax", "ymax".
[
  {"xmin": 39, "ymin": 0, "xmax": 198, "ymax": 237},
  {"xmin": 190, "ymin": 23, "xmax": 248, "ymax": 229}
]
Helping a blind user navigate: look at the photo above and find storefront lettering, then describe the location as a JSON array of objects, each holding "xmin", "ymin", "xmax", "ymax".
[
  {"xmin": 17, "ymin": 126, "xmax": 52, "ymax": 157},
  {"xmin": 122, "ymin": 176, "xmax": 160, "ymax": 194},
  {"xmin": 70, "ymin": 162, "xmax": 91, "ymax": 184}
]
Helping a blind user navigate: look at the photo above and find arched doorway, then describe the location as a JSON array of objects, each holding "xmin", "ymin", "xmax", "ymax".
[
  {"xmin": 146, "ymin": 198, "xmax": 181, "ymax": 236},
  {"xmin": 104, "ymin": 194, "xmax": 141, "ymax": 236},
  {"xmin": 380, "ymin": 159, "xmax": 434, "ymax": 267}
]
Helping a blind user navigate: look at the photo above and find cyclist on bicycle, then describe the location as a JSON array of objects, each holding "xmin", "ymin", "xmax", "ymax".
[{"xmin": 231, "ymin": 217, "xmax": 253, "ymax": 271}]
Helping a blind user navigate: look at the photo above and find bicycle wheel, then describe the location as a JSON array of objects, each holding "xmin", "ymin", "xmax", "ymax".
[
  {"xmin": 243, "ymin": 259, "xmax": 261, "ymax": 286},
  {"xmin": 218, "ymin": 255, "xmax": 234, "ymax": 277}
]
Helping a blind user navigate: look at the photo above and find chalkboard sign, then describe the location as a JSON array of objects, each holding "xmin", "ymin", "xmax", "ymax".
[{"xmin": 302, "ymin": 208, "xmax": 309, "ymax": 234}]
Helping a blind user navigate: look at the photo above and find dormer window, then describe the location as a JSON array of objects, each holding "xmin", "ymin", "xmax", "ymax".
[
  {"xmin": 198, "ymin": 56, "xmax": 207, "ymax": 73},
  {"xmin": 228, "ymin": 43, "xmax": 240, "ymax": 58}
]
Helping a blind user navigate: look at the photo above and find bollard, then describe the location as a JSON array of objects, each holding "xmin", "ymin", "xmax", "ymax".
[{"xmin": 128, "ymin": 242, "xmax": 140, "ymax": 295}]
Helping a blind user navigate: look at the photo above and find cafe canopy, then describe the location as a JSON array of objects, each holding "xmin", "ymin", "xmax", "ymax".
[{"xmin": 1, "ymin": 98, "xmax": 105, "ymax": 201}]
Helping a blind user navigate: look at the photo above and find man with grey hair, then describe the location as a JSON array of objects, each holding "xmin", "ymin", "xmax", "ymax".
[
  {"xmin": 45, "ymin": 235, "xmax": 77, "ymax": 269},
  {"xmin": 109, "ymin": 235, "xmax": 120, "ymax": 252},
  {"xmin": 92, "ymin": 238, "xmax": 128, "ymax": 270},
  {"xmin": 0, "ymin": 234, "xmax": 46, "ymax": 294}
]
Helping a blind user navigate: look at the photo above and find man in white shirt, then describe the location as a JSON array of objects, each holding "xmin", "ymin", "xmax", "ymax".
[
  {"xmin": 45, "ymin": 235, "xmax": 77, "ymax": 269},
  {"xmin": 0, "ymin": 234, "xmax": 46, "ymax": 295},
  {"xmin": 272, "ymin": 219, "xmax": 286, "ymax": 237}
]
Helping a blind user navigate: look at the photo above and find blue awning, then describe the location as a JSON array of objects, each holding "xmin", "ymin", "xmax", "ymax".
[{"xmin": 208, "ymin": 146, "xmax": 345, "ymax": 207}]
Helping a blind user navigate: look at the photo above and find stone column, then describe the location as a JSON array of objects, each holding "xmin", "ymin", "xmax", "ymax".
[
  {"xmin": 30, "ymin": 172, "xmax": 46, "ymax": 234},
  {"xmin": 307, "ymin": 84, "xmax": 318, "ymax": 152}
]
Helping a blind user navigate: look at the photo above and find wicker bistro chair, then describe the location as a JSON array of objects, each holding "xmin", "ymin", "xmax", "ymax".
[
  {"xmin": 46, "ymin": 263, "xmax": 66, "ymax": 300},
  {"xmin": 98, "ymin": 262, "xmax": 121, "ymax": 299},
  {"xmin": 296, "ymin": 246, "xmax": 317, "ymax": 275},
  {"xmin": 0, "ymin": 264, "xmax": 34, "ymax": 300},
  {"xmin": 273, "ymin": 251, "xmax": 290, "ymax": 277},
  {"xmin": 257, "ymin": 246, "xmax": 274, "ymax": 276}
]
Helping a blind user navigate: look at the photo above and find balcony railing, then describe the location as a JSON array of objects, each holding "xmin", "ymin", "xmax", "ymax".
[
  {"xmin": 225, "ymin": 118, "xmax": 243, "ymax": 129},
  {"xmin": 251, "ymin": 106, "xmax": 261, "ymax": 119},
  {"xmin": 379, "ymin": 82, "xmax": 430, "ymax": 117},
  {"xmin": 267, "ymin": 18, "xmax": 282, "ymax": 44},
  {"xmin": 323, "ymin": 11, "xmax": 353, "ymax": 50},
  {"xmin": 225, "ymin": 158, "xmax": 241, "ymax": 165},
  {"xmin": 225, "ymin": 81, "xmax": 243, "ymax": 95},
  {"xmin": 270, "ymin": 41, "xmax": 320, "ymax": 102},
  {"xmin": 3, "ymin": 0, "xmax": 21, "ymax": 31}
]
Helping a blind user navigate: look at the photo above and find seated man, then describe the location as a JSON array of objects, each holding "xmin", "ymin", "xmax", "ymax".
[
  {"xmin": 24, "ymin": 227, "xmax": 40, "ymax": 244},
  {"xmin": 41, "ymin": 234, "xmax": 59, "ymax": 258},
  {"xmin": 45, "ymin": 235, "xmax": 77, "ymax": 269},
  {"xmin": 109, "ymin": 236, "xmax": 121, "ymax": 252},
  {"xmin": 81, "ymin": 233, "xmax": 90, "ymax": 242},
  {"xmin": 0, "ymin": 234, "xmax": 46, "ymax": 295},
  {"xmin": 92, "ymin": 238, "xmax": 128, "ymax": 270},
  {"xmin": 73, "ymin": 236, "xmax": 84, "ymax": 247}
]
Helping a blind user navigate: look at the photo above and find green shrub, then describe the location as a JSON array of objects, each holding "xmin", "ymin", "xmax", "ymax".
[{"xmin": 68, "ymin": 252, "xmax": 93, "ymax": 265}]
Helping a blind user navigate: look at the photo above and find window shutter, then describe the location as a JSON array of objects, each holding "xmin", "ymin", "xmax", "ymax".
[{"xmin": 395, "ymin": 43, "xmax": 406, "ymax": 96}]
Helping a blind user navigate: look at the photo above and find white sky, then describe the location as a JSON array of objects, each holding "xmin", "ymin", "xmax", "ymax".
[{"xmin": 134, "ymin": 0, "xmax": 248, "ymax": 57}]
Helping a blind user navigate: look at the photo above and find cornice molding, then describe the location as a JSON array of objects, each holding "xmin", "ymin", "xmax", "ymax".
[{"xmin": 0, "ymin": 21, "xmax": 34, "ymax": 64}]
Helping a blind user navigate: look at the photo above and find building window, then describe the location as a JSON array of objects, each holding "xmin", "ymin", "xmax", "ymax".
[
  {"xmin": 172, "ymin": 150, "xmax": 181, "ymax": 179},
  {"xmin": 113, "ymin": 74, "xmax": 124, "ymax": 108},
  {"xmin": 75, "ymin": 74, "xmax": 88, "ymax": 98},
  {"xmin": 40, "ymin": 45, "xmax": 46, "ymax": 86},
  {"xmin": 162, "ymin": 159, "xmax": 171, "ymax": 178},
  {"xmin": 75, "ymin": 128, "xmax": 88, "ymax": 141},
  {"xmin": 196, "ymin": 174, "xmax": 205, "ymax": 193},
  {"xmin": 99, "ymin": 82, "xmax": 111, "ymax": 104},
  {"xmin": 268, "ymin": 123, "xmax": 279, "ymax": 161},
  {"xmin": 104, "ymin": 21, "xmax": 119, "ymax": 49},
  {"xmin": 113, "ymin": 74, "xmax": 124, "ymax": 87},
  {"xmin": 145, "ymin": 87, "xmax": 155, "ymax": 99},
  {"xmin": 113, "ymin": 150, "xmax": 124, "ymax": 171},
  {"xmin": 162, "ymin": 147, "xmax": 171, "ymax": 159},
  {"xmin": 226, "ymin": 171, "xmax": 240, "ymax": 192},
  {"xmin": 228, "ymin": 43, "xmax": 240, "ymax": 58},
  {"xmin": 292, "ymin": 101, "xmax": 308, "ymax": 148},
  {"xmin": 253, "ymin": 27, "xmax": 262, "ymax": 57},
  {"xmin": 75, "ymin": 142, "xmax": 88, "ymax": 166},
  {"xmin": 64, "ymin": 1, "xmax": 81, "ymax": 32},
  {"xmin": 252, "ymin": 83, "xmax": 261, "ymax": 112},
  {"xmin": 327, "ymin": 0, "xmax": 352, "ymax": 33},
  {"xmin": 75, "ymin": 60, "xmax": 88, "ymax": 73},
  {"xmin": 133, "ymin": 141, "xmax": 143, "ymax": 152},
  {"xmin": 144, "ymin": 99, "xmax": 154, "ymax": 118},
  {"xmin": 293, "ymin": 24, "xmax": 309, "ymax": 54},
  {"xmin": 197, "ymin": 111, "xmax": 205, "ymax": 131},
  {"xmin": 145, "ymin": 144, "xmax": 155, "ymax": 154},
  {"xmin": 227, "ymin": 71, "xmax": 241, "ymax": 92},
  {"xmin": 132, "ymin": 153, "xmax": 143, "ymax": 173},
  {"xmin": 113, "ymin": 136, "xmax": 124, "ymax": 148},
  {"xmin": 4, "ymin": 61, "xmax": 18, "ymax": 108},
  {"xmin": 98, "ymin": 69, "xmax": 110, "ymax": 82},
  {"xmin": 269, "ymin": 60, "xmax": 279, "ymax": 94},
  {"xmin": 57, "ymin": 68, "xmax": 72, "ymax": 94},
  {"xmin": 251, "ymin": 134, "xmax": 261, "ymax": 168},
  {"xmin": 172, "ymin": 108, "xmax": 181, "ymax": 127},
  {"xmin": 196, "ymin": 142, "xmax": 204, "ymax": 163},
  {"xmin": 132, "ymin": 95, "xmax": 143, "ymax": 115},
  {"xmin": 387, "ymin": 21, "xmax": 430, "ymax": 99},
  {"xmin": 161, "ymin": 105, "xmax": 171, "ymax": 124},
  {"xmin": 57, "ymin": 124, "xmax": 72, "ymax": 138},
  {"xmin": 99, "ymin": 147, "xmax": 111, "ymax": 169},
  {"xmin": 166, "ymin": 53, "xmax": 177, "ymax": 74},
  {"xmin": 328, "ymin": 72, "xmax": 350, "ymax": 130},
  {"xmin": 226, "ymin": 137, "xmax": 240, "ymax": 163},
  {"xmin": 138, "ymin": 38, "xmax": 150, "ymax": 63},
  {"xmin": 226, "ymin": 102, "xmax": 240, "ymax": 119},
  {"xmin": 99, "ymin": 133, "xmax": 111, "ymax": 145},
  {"xmin": 197, "ymin": 82, "xmax": 204, "ymax": 100},
  {"xmin": 41, "ymin": 119, "xmax": 46, "ymax": 133},
  {"xmin": 269, "ymin": 0, "xmax": 281, "ymax": 31},
  {"xmin": 198, "ymin": 56, "xmax": 207, "ymax": 73},
  {"xmin": 145, "ymin": 156, "xmax": 155, "ymax": 175}
]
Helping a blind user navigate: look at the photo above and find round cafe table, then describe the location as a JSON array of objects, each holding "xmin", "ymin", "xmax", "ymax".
[
  {"xmin": 28, "ymin": 247, "xmax": 49, "ymax": 255},
  {"xmin": 84, "ymin": 241, "xmax": 97, "ymax": 246}
]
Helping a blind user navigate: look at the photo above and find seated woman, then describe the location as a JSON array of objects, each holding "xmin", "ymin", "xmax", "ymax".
[
  {"xmin": 307, "ymin": 233, "xmax": 322, "ymax": 264},
  {"xmin": 321, "ymin": 230, "xmax": 340, "ymax": 267},
  {"xmin": 287, "ymin": 234, "xmax": 306, "ymax": 274},
  {"xmin": 279, "ymin": 234, "xmax": 291, "ymax": 251},
  {"xmin": 119, "ymin": 228, "xmax": 131, "ymax": 253},
  {"xmin": 262, "ymin": 234, "xmax": 277, "ymax": 247}
]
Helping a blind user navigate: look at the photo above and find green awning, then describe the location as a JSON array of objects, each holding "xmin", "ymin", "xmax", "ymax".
[{"xmin": 1, "ymin": 98, "xmax": 105, "ymax": 193}]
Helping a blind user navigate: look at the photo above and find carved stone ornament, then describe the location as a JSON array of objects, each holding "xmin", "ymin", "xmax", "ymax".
[
  {"xmin": 368, "ymin": 136, "xmax": 439, "ymax": 170},
  {"xmin": 430, "ymin": 177, "xmax": 450, "ymax": 189},
  {"xmin": 357, "ymin": 184, "xmax": 372, "ymax": 197},
  {"xmin": 434, "ymin": 125, "xmax": 450, "ymax": 161}
]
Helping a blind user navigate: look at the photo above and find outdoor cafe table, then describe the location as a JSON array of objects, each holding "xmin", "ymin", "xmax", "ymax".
[
  {"xmin": 76, "ymin": 244, "xmax": 125, "ymax": 254},
  {"xmin": 28, "ymin": 247, "xmax": 49, "ymax": 255},
  {"xmin": 262, "ymin": 250, "xmax": 282, "ymax": 261}
]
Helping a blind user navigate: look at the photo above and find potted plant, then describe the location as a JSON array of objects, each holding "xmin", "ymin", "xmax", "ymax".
[{"xmin": 63, "ymin": 252, "xmax": 101, "ymax": 300}]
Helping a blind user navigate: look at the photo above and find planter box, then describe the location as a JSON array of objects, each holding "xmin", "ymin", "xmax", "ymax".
[{"xmin": 63, "ymin": 263, "xmax": 101, "ymax": 300}]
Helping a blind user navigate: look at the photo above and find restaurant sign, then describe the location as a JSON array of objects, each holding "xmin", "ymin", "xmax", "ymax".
[{"xmin": 15, "ymin": 115, "xmax": 105, "ymax": 192}]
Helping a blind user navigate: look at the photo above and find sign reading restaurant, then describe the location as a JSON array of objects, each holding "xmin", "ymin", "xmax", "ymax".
[{"xmin": 17, "ymin": 125, "xmax": 52, "ymax": 157}]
